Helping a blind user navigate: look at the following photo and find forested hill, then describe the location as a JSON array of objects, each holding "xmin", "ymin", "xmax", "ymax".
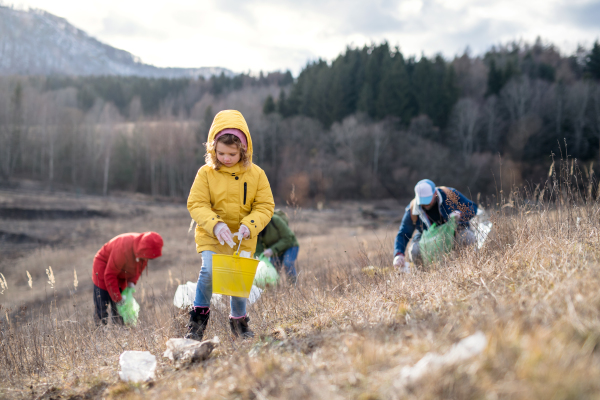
[
  {"xmin": 271, "ymin": 41, "xmax": 600, "ymax": 130},
  {"xmin": 1, "ymin": 37, "xmax": 600, "ymax": 202},
  {"xmin": 0, "ymin": 6, "xmax": 232, "ymax": 79},
  {"xmin": 263, "ymin": 39, "xmax": 600, "ymax": 164}
]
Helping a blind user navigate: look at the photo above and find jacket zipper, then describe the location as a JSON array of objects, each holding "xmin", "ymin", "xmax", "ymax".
[{"xmin": 243, "ymin": 182, "xmax": 247, "ymax": 205}]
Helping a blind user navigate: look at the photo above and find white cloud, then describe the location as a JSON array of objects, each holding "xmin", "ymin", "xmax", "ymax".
[
  {"xmin": 397, "ymin": 0, "xmax": 423, "ymax": 18},
  {"xmin": 12, "ymin": 0, "xmax": 600, "ymax": 74}
]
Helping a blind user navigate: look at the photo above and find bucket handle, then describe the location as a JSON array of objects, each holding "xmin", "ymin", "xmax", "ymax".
[{"xmin": 234, "ymin": 235, "xmax": 243, "ymax": 256}]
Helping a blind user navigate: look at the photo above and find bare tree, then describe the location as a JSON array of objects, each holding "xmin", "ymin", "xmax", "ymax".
[
  {"xmin": 99, "ymin": 102, "xmax": 121, "ymax": 196},
  {"xmin": 452, "ymin": 50, "xmax": 488, "ymax": 99},
  {"xmin": 40, "ymin": 96, "xmax": 56, "ymax": 189},
  {"xmin": 450, "ymin": 97, "xmax": 481, "ymax": 162},
  {"xmin": 566, "ymin": 81, "xmax": 591, "ymax": 157},
  {"xmin": 500, "ymin": 76, "xmax": 547, "ymax": 160},
  {"xmin": 592, "ymin": 84, "xmax": 600, "ymax": 160},
  {"xmin": 0, "ymin": 81, "xmax": 23, "ymax": 182},
  {"xmin": 482, "ymin": 95, "xmax": 499, "ymax": 151},
  {"xmin": 501, "ymin": 76, "xmax": 535, "ymax": 123},
  {"xmin": 0, "ymin": 81, "xmax": 11, "ymax": 181},
  {"xmin": 371, "ymin": 120, "xmax": 388, "ymax": 178},
  {"xmin": 554, "ymin": 83, "xmax": 565, "ymax": 139}
]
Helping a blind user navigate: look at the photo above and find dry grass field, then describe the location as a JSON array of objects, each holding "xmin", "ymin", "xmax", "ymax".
[{"xmin": 2, "ymin": 178, "xmax": 600, "ymax": 399}]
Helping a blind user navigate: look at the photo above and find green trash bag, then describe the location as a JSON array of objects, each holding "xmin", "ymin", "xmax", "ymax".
[
  {"xmin": 420, "ymin": 216, "xmax": 457, "ymax": 264},
  {"xmin": 253, "ymin": 254, "xmax": 279, "ymax": 289},
  {"xmin": 116, "ymin": 287, "xmax": 140, "ymax": 326}
]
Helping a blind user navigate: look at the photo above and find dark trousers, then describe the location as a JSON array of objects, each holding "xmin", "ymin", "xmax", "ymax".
[{"xmin": 93, "ymin": 285, "xmax": 123, "ymax": 326}]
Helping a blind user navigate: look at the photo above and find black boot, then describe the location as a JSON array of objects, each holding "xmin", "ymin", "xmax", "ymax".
[
  {"xmin": 185, "ymin": 307, "xmax": 210, "ymax": 341},
  {"xmin": 229, "ymin": 315, "xmax": 254, "ymax": 339}
]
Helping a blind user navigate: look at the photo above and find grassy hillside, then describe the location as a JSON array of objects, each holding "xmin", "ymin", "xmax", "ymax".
[{"xmin": 1, "ymin": 178, "xmax": 600, "ymax": 399}]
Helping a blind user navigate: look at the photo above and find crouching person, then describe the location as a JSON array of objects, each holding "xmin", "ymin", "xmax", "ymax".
[
  {"xmin": 92, "ymin": 232, "xmax": 163, "ymax": 325},
  {"xmin": 256, "ymin": 210, "xmax": 299, "ymax": 284},
  {"xmin": 186, "ymin": 110, "xmax": 274, "ymax": 341},
  {"xmin": 393, "ymin": 179, "xmax": 477, "ymax": 267}
]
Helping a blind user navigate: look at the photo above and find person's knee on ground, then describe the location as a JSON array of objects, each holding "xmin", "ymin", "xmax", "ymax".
[{"xmin": 407, "ymin": 234, "xmax": 423, "ymax": 265}]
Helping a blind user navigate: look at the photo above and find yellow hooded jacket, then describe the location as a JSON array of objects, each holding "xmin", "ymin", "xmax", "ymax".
[{"xmin": 187, "ymin": 110, "xmax": 275, "ymax": 255}]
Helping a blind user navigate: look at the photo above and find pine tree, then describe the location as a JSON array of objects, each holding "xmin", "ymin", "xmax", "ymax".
[
  {"xmin": 487, "ymin": 59, "xmax": 504, "ymax": 95},
  {"xmin": 376, "ymin": 48, "xmax": 410, "ymax": 122},
  {"xmin": 357, "ymin": 43, "xmax": 389, "ymax": 119},
  {"xmin": 279, "ymin": 70, "xmax": 294, "ymax": 86},
  {"xmin": 329, "ymin": 48, "xmax": 363, "ymax": 122},
  {"xmin": 586, "ymin": 41, "xmax": 600, "ymax": 80},
  {"xmin": 277, "ymin": 90, "xmax": 287, "ymax": 116},
  {"xmin": 263, "ymin": 95, "xmax": 276, "ymax": 115},
  {"xmin": 411, "ymin": 55, "xmax": 433, "ymax": 121},
  {"xmin": 203, "ymin": 106, "xmax": 214, "ymax": 130}
]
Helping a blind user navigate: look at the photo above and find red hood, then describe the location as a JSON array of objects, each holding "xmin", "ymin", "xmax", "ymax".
[{"xmin": 134, "ymin": 232, "xmax": 163, "ymax": 259}]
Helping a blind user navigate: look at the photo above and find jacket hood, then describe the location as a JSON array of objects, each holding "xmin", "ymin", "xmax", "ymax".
[
  {"xmin": 207, "ymin": 110, "xmax": 253, "ymax": 164},
  {"xmin": 134, "ymin": 232, "xmax": 163, "ymax": 259}
]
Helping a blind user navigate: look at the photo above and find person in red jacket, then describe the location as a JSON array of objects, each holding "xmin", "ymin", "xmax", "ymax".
[{"xmin": 92, "ymin": 232, "xmax": 163, "ymax": 325}]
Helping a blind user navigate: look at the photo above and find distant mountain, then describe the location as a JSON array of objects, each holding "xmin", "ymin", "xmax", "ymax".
[{"xmin": 0, "ymin": 6, "xmax": 234, "ymax": 79}]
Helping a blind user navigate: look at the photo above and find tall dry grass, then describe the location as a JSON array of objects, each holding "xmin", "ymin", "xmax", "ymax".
[{"xmin": 2, "ymin": 158, "xmax": 600, "ymax": 399}]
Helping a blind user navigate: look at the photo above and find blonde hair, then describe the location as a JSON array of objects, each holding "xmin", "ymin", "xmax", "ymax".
[{"xmin": 204, "ymin": 134, "xmax": 250, "ymax": 170}]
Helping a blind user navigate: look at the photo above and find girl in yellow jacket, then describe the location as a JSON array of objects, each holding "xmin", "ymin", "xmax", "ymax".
[{"xmin": 186, "ymin": 110, "xmax": 274, "ymax": 340}]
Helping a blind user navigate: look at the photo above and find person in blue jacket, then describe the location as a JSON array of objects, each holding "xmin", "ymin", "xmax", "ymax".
[{"xmin": 393, "ymin": 179, "xmax": 478, "ymax": 268}]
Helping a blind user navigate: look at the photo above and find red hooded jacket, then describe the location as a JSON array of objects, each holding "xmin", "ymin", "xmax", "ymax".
[{"xmin": 92, "ymin": 232, "xmax": 163, "ymax": 302}]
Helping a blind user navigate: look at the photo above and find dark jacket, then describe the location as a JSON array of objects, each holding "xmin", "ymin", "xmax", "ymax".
[
  {"xmin": 255, "ymin": 214, "xmax": 299, "ymax": 256},
  {"xmin": 394, "ymin": 187, "xmax": 477, "ymax": 256}
]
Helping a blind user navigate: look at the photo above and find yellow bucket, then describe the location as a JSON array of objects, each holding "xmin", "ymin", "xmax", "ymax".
[{"xmin": 212, "ymin": 252, "xmax": 259, "ymax": 298}]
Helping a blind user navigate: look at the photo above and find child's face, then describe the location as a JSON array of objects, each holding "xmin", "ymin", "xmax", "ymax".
[{"xmin": 215, "ymin": 141, "xmax": 241, "ymax": 167}]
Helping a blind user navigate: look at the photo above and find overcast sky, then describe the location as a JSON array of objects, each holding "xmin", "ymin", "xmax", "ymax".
[{"xmin": 10, "ymin": 0, "xmax": 600, "ymax": 74}]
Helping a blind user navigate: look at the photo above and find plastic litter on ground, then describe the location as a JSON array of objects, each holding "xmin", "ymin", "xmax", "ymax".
[{"xmin": 119, "ymin": 351, "xmax": 157, "ymax": 382}]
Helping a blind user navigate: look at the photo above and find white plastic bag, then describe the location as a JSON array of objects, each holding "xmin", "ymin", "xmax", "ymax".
[
  {"xmin": 211, "ymin": 293, "xmax": 227, "ymax": 312},
  {"xmin": 473, "ymin": 208, "xmax": 493, "ymax": 249},
  {"xmin": 119, "ymin": 351, "xmax": 157, "ymax": 382},
  {"xmin": 173, "ymin": 281, "xmax": 197, "ymax": 309},
  {"xmin": 248, "ymin": 285, "xmax": 263, "ymax": 305},
  {"xmin": 173, "ymin": 281, "xmax": 262, "ymax": 310},
  {"xmin": 395, "ymin": 331, "xmax": 487, "ymax": 388},
  {"xmin": 475, "ymin": 221, "xmax": 493, "ymax": 249}
]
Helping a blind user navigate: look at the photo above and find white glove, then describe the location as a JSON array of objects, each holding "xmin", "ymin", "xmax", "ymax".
[
  {"xmin": 393, "ymin": 254, "xmax": 405, "ymax": 267},
  {"xmin": 449, "ymin": 210, "xmax": 462, "ymax": 220},
  {"xmin": 394, "ymin": 254, "xmax": 404, "ymax": 267},
  {"xmin": 214, "ymin": 222, "xmax": 235, "ymax": 248},
  {"xmin": 232, "ymin": 224, "xmax": 251, "ymax": 241},
  {"xmin": 263, "ymin": 248, "xmax": 273, "ymax": 258},
  {"xmin": 127, "ymin": 282, "xmax": 135, "ymax": 289},
  {"xmin": 394, "ymin": 254, "xmax": 411, "ymax": 273}
]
